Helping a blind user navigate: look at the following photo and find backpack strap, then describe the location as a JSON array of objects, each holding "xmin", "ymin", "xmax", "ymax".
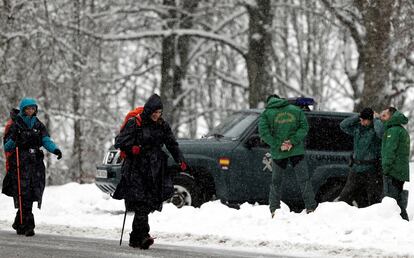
[{"xmin": 135, "ymin": 114, "xmax": 142, "ymax": 127}]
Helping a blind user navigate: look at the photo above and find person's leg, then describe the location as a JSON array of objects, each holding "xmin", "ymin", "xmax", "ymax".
[
  {"xmin": 269, "ymin": 159, "xmax": 287, "ymax": 216},
  {"xmin": 290, "ymin": 156, "xmax": 316, "ymax": 211},
  {"xmin": 23, "ymin": 201, "xmax": 35, "ymax": 236},
  {"xmin": 391, "ymin": 178, "xmax": 409, "ymax": 221},
  {"xmin": 383, "ymin": 175, "xmax": 409, "ymax": 221},
  {"xmin": 337, "ymin": 171, "xmax": 359, "ymax": 206},
  {"xmin": 373, "ymin": 162, "xmax": 384, "ymax": 204},
  {"xmin": 12, "ymin": 197, "xmax": 25, "ymax": 235},
  {"xmin": 130, "ymin": 204, "xmax": 152, "ymax": 248},
  {"xmin": 365, "ymin": 171, "xmax": 382, "ymax": 206}
]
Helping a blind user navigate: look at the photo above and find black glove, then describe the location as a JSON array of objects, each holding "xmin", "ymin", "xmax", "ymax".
[{"xmin": 54, "ymin": 149, "xmax": 62, "ymax": 160}]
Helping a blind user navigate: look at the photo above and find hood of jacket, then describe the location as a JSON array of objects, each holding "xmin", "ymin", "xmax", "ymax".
[
  {"xmin": 142, "ymin": 94, "xmax": 163, "ymax": 119},
  {"xmin": 19, "ymin": 98, "xmax": 38, "ymax": 116},
  {"xmin": 385, "ymin": 111, "xmax": 408, "ymax": 128},
  {"xmin": 266, "ymin": 97, "xmax": 290, "ymax": 109},
  {"xmin": 18, "ymin": 97, "xmax": 38, "ymax": 128}
]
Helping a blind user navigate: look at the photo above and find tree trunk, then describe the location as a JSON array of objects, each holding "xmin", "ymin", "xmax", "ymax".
[
  {"xmin": 246, "ymin": 0, "xmax": 273, "ymax": 108},
  {"xmin": 355, "ymin": 0, "xmax": 393, "ymax": 111},
  {"xmin": 72, "ymin": 0, "xmax": 84, "ymax": 182},
  {"xmin": 160, "ymin": 0, "xmax": 199, "ymax": 133}
]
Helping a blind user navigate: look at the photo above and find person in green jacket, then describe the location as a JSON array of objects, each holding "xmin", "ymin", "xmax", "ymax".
[
  {"xmin": 337, "ymin": 108, "xmax": 383, "ymax": 207},
  {"xmin": 380, "ymin": 107, "xmax": 410, "ymax": 221},
  {"xmin": 259, "ymin": 95, "xmax": 316, "ymax": 217}
]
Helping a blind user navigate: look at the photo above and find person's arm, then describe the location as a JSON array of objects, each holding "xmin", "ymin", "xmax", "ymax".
[
  {"xmin": 339, "ymin": 115, "xmax": 359, "ymax": 135},
  {"xmin": 381, "ymin": 127, "xmax": 399, "ymax": 175},
  {"xmin": 3, "ymin": 123, "xmax": 17, "ymax": 152},
  {"xmin": 39, "ymin": 122, "xmax": 62, "ymax": 159},
  {"xmin": 39, "ymin": 123, "xmax": 58, "ymax": 153},
  {"xmin": 290, "ymin": 111, "xmax": 309, "ymax": 146},
  {"xmin": 163, "ymin": 122, "xmax": 184, "ymax": 164},
  {"xmin": 373, "ymin": 118, "xmax": 385, "ymax": 138},
  {"xmin": 114, "ymin": 118, "xmax": 141, "ymax": 152},
  {"xmin": 4, "ymin": 138, "xmax": 16, "ymax": 152},
  {"xmin": 258, "ymin": 111, "xmax": 273, "ymax": 147}
]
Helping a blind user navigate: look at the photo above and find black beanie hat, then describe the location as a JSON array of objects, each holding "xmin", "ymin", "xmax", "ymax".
[{"xmin": 360, "ymin": 107, "xmax": 374, "ymax": 120}]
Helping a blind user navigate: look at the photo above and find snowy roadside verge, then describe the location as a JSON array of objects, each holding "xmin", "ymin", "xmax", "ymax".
[
  {"xmin": 1, "ymin": 180, "xmax": 413, "ymax": 258},
  {"xmin": 1, "ymin": 165, "xmax": 413, "ymax": 258}
]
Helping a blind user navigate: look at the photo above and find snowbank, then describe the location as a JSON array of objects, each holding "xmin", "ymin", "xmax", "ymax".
[{"xmin": 1, "ymin": 167, "xmax": 414, "ymax": 257}]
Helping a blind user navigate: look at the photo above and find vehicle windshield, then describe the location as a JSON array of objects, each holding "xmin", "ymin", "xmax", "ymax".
[{"xmin": 207, "ymin": 112, "xmax": 258, "ymax": 139}]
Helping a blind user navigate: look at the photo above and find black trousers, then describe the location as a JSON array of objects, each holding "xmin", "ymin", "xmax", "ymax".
[
  {"xmin": 128, "ymin": 202, "xmax": 152, "ymax": 244},
  {"xmin": 338, "ymin": 171, "xmax": 382, "ymax": 207},
  {"xmin": 12, "ymin": 198, "xmax": 35, "ymax": 231}
]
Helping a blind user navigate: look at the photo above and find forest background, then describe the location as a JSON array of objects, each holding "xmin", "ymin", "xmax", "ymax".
[{"xmin": 1, "ymin": 0, "xmax": 413, "ymax": 184}]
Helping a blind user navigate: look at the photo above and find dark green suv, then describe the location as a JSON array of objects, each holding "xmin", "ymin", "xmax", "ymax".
[{"xmin": 96, "ymin": 99, "xmax": 356, "ymax": 211}]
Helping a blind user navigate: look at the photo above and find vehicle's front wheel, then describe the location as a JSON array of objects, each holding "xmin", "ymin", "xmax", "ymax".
[{"xmin": 168, "ymin": 174, "xmax": 203, "ymax": 208}]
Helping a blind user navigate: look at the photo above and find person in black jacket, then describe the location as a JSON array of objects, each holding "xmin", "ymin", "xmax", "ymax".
[
  {"xmin": 112, "ymin": 94, "xmax": 187, "ymax": 249},
  {"xmin": 2, "ymin": 98, "xmax": 62, "ymax": 236}
]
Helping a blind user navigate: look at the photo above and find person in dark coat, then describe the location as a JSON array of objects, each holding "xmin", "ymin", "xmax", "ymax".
[
  {"xmin": 112, "ymin": 94, "xmax": 187, "ymax": 249},
  {"xmin": 2, "ymin": 98, "xmax": 62, "ymax": 236},
  {"xmin": 337, "ymin": 107, "xmax": 384, "ymax": 207}
]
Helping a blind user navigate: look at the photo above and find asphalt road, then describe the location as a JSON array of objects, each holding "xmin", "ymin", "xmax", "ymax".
[{"xmin": 0, "ymin": 230, "xmax": 297, "ymax": 258}]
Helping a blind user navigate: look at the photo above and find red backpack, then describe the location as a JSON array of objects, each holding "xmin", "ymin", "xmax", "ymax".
[{"xmin": 119, "ymin": 106, "xmax": 144, "ymax": 159}]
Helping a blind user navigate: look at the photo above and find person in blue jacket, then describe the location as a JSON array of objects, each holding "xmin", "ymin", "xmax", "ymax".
[{"xmin": 2, "ymin": 98, "xmax": 62, "ymax": 236}]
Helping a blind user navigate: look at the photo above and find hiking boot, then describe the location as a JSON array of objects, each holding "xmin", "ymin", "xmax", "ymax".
[
  {"xmin": 139, "ymin": 236, "xmax": 154, "ymax": 250},
  {"xmin": 12, "ymin": 222, "xmax": 25, "ymax": 235},
  {"xmin": 15, "ymin": 226, "xmax": 26, "ymax": 235},
  {"xmin": 271, "ymin": 212, "xmax": 275, "ymax": 218},
  {"xmin": 25, "ymin": 229, "xmax": 35, "ymax": 237},
  {"xmin": 128, "ymin": 233, "xmax": 140, "ymax": 248}
]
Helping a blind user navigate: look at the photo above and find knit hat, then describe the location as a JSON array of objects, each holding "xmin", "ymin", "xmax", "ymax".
[{"xmin": 359, "ymin": 107, "xmax": 374, "ymax": 120}]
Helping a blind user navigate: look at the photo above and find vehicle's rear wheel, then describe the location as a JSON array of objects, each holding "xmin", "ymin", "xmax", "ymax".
[{"xmin": 316, "ymin": 177, "xmax": 347, "ymax": 203}]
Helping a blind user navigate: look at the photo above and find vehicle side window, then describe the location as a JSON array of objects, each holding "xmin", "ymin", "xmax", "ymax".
[
  {"xmin": 252, "ymin": 126, "xmax": 270, "ymax": 148},
  {"xmin": 306, "ymin": 116, "xmax": 353, "ymax": 151}
]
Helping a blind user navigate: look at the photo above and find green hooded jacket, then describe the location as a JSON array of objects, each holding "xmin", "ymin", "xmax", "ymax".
[
  {"xmin": 381, "ymin": 111, "xmax": 410, "ymax": 182},
  {"xmin": 340, "ymin": 115, "xmax": 383, "ymax": 173},
  {"xmin": 259, "ymin": 97, "xmax": 308, "ymax": 160}
]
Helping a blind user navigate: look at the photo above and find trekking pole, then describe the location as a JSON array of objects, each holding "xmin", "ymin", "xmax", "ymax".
[
  {"xmin": 119, "ymin": 209, "xmax": 127, "ymax": 246},
  {"xmin": 16, "ymin": 147, "xmax": 23, "ymax": 225}
]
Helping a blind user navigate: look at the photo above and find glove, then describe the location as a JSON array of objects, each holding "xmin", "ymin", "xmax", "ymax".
[
  {"xmin": 54, "ymin": 149, "xmax": 62, "ymax": 160},
  {"xmin": 131, "ymin": 145, "xmax": 141, "ymax": 155},
  {"xmin": 179, "ymin": 161, "xmax": 187, "ymax": 171}
]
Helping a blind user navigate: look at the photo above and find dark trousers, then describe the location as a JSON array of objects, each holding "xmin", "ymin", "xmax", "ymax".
[
  {"xmin": 338, "ymin": 170, "xmax": 382, "ymax": 207},
  {"xmin": 383, "ymin": 175, "xmax": 409, "ymax": 221},
  {"xmin": 129, "ymin": 203, "xmax": 152, "ymax": 245},
  {"xmin": 269, "ymin": 155, "xmax": 316, "ymax": 212},
  {"xmin": 12, "ymin": 198, "xmax": 35, "ymax": 232}
]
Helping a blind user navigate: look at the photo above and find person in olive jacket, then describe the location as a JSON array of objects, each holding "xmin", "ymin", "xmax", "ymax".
[
  {"xmin": 259, "ymin": 95, "xmax": 316, "ymax": 217},
  {"xmin": 337, "ymin": 108, "xmax": 384, "ymax": 207},
  {"xmin": 2, "ymin": 98, "xmax": 62, "ymax": 236},
  {"xmin": 112, "ymin": 94, "xmax": 188, "ymax": 249},
  {"xmin": 380, "ymin": 107, "xmax": 410, "ymax": 221}
]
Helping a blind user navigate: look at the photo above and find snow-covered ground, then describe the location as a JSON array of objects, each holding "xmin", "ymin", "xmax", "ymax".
[{"xmin": 1, "ymin": 167, "xmax": 414, "ymax": 257}]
